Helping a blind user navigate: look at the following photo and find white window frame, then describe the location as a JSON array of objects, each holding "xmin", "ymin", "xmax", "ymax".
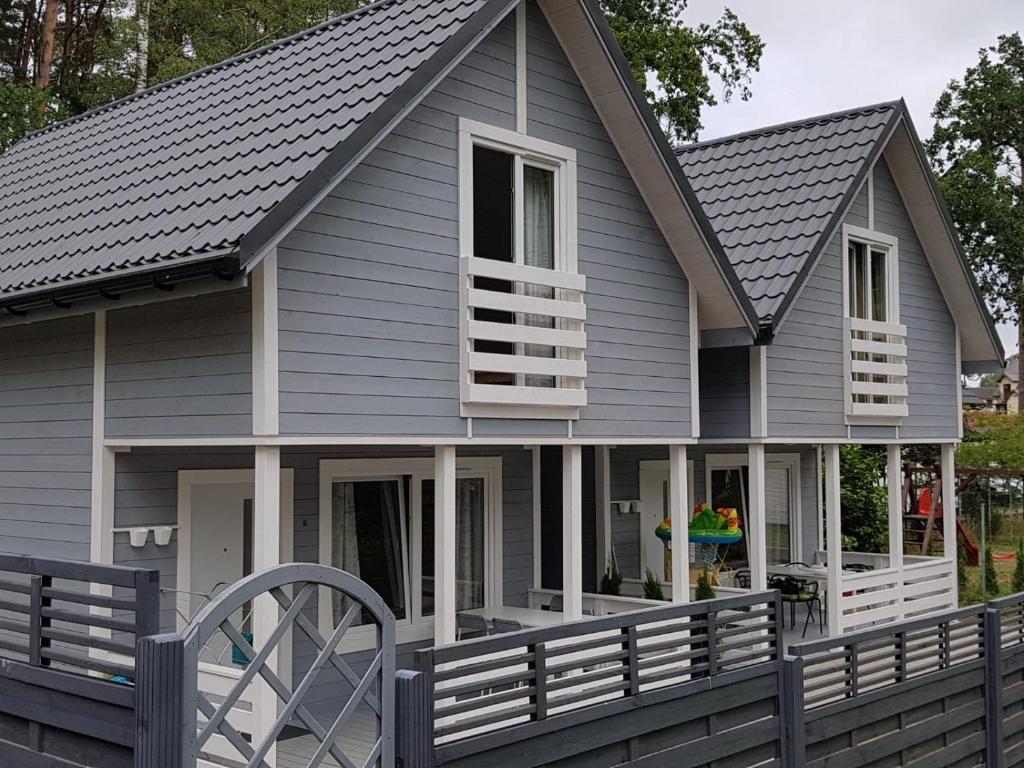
[
  {"xmin": 458, "ymin": 117, "xmax": 581, "ymax": 419},
  {"xmin": 841, "ymin": 224, "xmax": 900, "ymax": 324},
  {"xmin": 317, "ymin": 456, "xmax": 503, "ymax": 649},
  {"xmin": 704, "ymin": 453, "xmax": 802, "ymax": 565}
]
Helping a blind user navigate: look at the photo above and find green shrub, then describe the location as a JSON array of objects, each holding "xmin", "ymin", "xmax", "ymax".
[
  {"xmin": 695, "ymin": 568, "xmax": 715, "ymax": 601},
  {"xmin": 1014, "ymin": 541, "xmax": 1024, "ymax": 594},
  {"xmin": 984, "ymin": 546, "xmax": 1001, "ymax": 598},
  {"xmin": 642, "ymin": 567, "xmax": 665, "ymax": 601},
  {"xmin": 838, "ymin": 445, "xmax": 888, "ymax": 553},
  {"xmin": 599, "ymin": 557, "xmax": 623, "ymax": 596}
]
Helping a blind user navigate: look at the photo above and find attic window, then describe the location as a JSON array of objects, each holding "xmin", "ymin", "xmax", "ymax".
[
  {"xmin": 457, "ymin": 118, "xmax": 586, "ymax": 420},
  {"xmin": 842, "ymin": 224, "xmax": 908, "ymax": 422}
]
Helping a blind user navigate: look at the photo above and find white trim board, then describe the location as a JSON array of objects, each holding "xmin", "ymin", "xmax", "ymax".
[{"xmin": 105, "ymin": 436, "xmax": 702, "ymax": 448}]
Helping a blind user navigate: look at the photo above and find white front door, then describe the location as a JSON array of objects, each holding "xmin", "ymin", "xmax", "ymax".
[
  {"xmin": 177, "ymin": 469, "xmax": 294, "ymax": 768},
  {"xmin": 638, "ymin": 461, "xmax": 694, "ymax": 592}
]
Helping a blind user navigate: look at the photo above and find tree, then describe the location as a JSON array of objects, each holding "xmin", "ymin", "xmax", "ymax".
[
  {"xmin": 1013, "ymin": 540, "xmax": 1024, "ymax": 594},
  {"xmin": 599, "ymin": 0, "xmax": 763, "ymax": 142},
  {"xmin": 838, "ymin": 445, "xmax": 888, "ymax": 553},
  {"xmin": 928, "ymin": 33, "xmax": 1024, "ymax": 412}
]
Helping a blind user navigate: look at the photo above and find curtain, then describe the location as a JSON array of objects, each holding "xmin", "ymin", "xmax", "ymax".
[
  {"xmin": 456, "ymin": 478, "xmax": 486, "ymax": 610},
  {"xmin": 523, "ymin": 165, "xmax": 556, "ymax": 387},
  {"xmin": 331, "ymin": 481, "xmax": 359, "ymax": 625}
]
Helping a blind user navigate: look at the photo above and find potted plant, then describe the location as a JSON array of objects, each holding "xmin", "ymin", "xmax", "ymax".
[
  {"xmin": 599, "ymin": 552, "xmax": 623, "ymax": 596},
  {"xmin": 642, "ymin": 567, "xmax": 665, "ymax": 601}
]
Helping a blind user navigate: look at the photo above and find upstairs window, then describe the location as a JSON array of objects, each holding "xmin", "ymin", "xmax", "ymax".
[
  {"xmin": 842, "ymin": 225, "xmax": 907, "ymax": 421},
  {"xmin": 458, "ymin": 118, "xmax": 586, "ymax": 419}
]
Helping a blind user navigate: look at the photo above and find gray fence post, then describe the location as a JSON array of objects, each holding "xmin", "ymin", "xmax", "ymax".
[
  {"xmin": 396, "ymin": 669, "xmax": 433, "ymax": 768},
  {"xmin": 781, "ymin": 655, "xmax": 805, "ymax": 768},
  {"xmin": 135, "ymin": 633, "xmax": 186, "ymax": 768},
  {"xmin": 985, "ymin": 607, "xmax": 1005, "ymax": 768}
]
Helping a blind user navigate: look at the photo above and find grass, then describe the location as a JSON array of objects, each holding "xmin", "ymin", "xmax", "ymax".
[{"xmin": 958, "ymin": 512, "xmax": 1024, "ymax": 604}]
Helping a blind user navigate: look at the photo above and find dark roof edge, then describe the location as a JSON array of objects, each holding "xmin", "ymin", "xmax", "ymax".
[
  {"xmin": 894, "ymin": 101, "xmax": 1005, "ymax": 364},
  {"xmin": 576, "ymin": 0, "xmax": 761, "ymax": 336},
  {"xmin": 12, "ymin": 0, "xmax": 405, "ymax": 147},
  {"xmin": 768, "ymin": 104, "xmax": 904, "ymax": 333},
  {"xmin": 674, "ymin": 99, "xmax": 903, "ymax": 155},
  {"xmin": 238, "ymin": 0, "xmax": 519, "ymax": 266}
]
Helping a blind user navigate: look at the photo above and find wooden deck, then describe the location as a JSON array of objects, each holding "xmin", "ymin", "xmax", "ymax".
[{"xmin": 276, "ymin": 704, "xmax": 378, "ymax": 768}]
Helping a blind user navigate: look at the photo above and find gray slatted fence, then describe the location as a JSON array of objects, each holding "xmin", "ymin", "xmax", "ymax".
[
  {"xmin": 413, "ymin": 592, "xmax": 786, "ymax": 768},
  {"xmin": 786, "ymin": 604, "xmax": 992, "ymax": 767},
  {"xmin": 0, "ymin": 555, "xmax": 159, "ymax": 768}
]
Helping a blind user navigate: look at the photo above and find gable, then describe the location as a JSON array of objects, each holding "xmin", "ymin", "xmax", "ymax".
[{"xmin": 275, "ymin": 4, "xmax": 697, "ymax": 439}]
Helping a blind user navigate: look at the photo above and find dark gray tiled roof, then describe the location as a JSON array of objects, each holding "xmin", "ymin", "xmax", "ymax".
[
  {"xmin": 676, "ymin": 103, "xmax": 899, "ymax": 321},
  {"xmin": 0, "ymin": 0, "xmax": 491, "ymax": 302}
]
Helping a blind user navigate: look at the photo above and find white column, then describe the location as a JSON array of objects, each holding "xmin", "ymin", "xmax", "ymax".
[
  {"xmin": 824, "ymin": 444, "xmax": 842, "ymax": 636},
  {"xmin": 887, "ymin": 444, "xmax": 904, "ymax": 617},
  {"xmin": 435, "ymin": 446, "xmax": 457, "ymax": 645},
  {"xmin": 595, "ymin": 446, "xmax": 611, "ymax": 583},
  {"xmin": 252, "ymin": 445, "xmax": 281, "ymax": 766},
  {"xmin": 562, "ymin": 445, "xmax": 583, "ymax": 621},
  {"xmin": 669, "ymin": 445, "xmax": 689, "ymax": 603},
  {"xmin": 747, "ymin": 443, "xmax": 767, "ymax": 592},
  {"xmin": 941, "ymin": 443, "xmax": 957, "ymax": 562}
]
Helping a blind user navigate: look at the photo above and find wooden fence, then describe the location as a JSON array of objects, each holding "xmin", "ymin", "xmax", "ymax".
[
  {"xmin": 0, "ymin": 555, "xmax": 159, "ymax": 768},
  {"xmin": 411, "ymin": 592, "xmax": 787, "ymax": 767}
]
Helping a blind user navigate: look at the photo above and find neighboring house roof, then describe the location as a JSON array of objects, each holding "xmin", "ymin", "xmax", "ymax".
[
  {"xmin": 962, "ymin": 387, "xmax": 998, "ymax": 406},
  {"xmin": 1005, "ymin": 358, "xmax": 1020, "ymax": 384},
  {"xmin": 0, "ymin": 0, "xmax": 508, "ymax": 306},
  {"xmin": 675, "ymin": 100, "xmax": 1004, "ymax": 366},
  {"xmin": 675, "ymin": 103, "xmax": 897, "ymax": 322}
]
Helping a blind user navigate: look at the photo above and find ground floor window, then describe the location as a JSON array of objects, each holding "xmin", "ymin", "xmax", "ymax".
[
  {"xmin": 318, "ymin": 457, "xmax": 501, "ymax": 644},
  {"xmin": 705, "ymin": 454, "xmax": 802, "ymax": 570}
]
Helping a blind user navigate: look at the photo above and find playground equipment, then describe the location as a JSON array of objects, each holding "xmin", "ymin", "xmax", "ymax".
[{"xmin": 904, "ymin": 464, "xmax": 1024, "ymax": 566}]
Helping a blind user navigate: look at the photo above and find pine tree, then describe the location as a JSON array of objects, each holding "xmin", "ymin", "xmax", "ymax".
[
  {"xmin": 1013, "ymin": 540, "xmax": 1024, "ymax": 594},
  {"xmin": 984, "ymin": 546, "xmax": 1001, "ymax": 598}
]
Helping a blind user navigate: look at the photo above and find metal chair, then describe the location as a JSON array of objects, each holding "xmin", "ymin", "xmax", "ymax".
[
  {"xmin": 770, "ymin": 575, "xmax": 822, "ymax": 637},
  {"xmin": 490, "ymin": 618, "xmax": 523, "ymax": 634},
  {"xmin": 456, "ymin": 612, "xmax": 489, "ymax": 640},
  {"xmin": 548, "ymin": 594, "xmax": 563, "ymax": 612},
  {"xmin": 844, "ymin": 563, "xmax": 874, "ymax": 572},
  {"xmin": 733, "ymin": 569, "xmax": 751, "ymax": 589}
]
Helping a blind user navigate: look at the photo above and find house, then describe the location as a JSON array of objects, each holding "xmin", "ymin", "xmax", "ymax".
[
  {"xmin": 996, "ymin": 357, "xmax": 1020, "ymax": 413},
  {"xmin": 961, "ymin": 386, "xmax": 1000, "ymax": 411},
  {"xmin": 0, "ymin": 0, "xmax": 1004, "ymax": 761}
]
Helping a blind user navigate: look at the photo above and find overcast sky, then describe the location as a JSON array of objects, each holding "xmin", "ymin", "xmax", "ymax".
[{"xmin": 685, "ymin": 0, "xmax": 1023, "ymax": 355}]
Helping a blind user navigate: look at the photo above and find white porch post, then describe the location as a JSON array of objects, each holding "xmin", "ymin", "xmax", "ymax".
[
  {"xmin": 941, "ymin": 443, "xmax": 957, "ymax": 576},
  {"xmin": 252, "ymin": 445, "xmax": 281, "ymax": 766},
  {"xmin": 887, "ymin": 444, "xmax": 904, "ymax": 618},
  {"xmin": 435, "ymin": 446, "xmax": 457, "ymax": 645},
  {"xmin": 747, "ymin": 444, "xmax": 767, "ymax": 592},
  {"xmin": 669, "ymin": 445, "xmax": 689, "ymax": 603},
  {"xmin": 824, "ymin": 444, "xmax": 842, "ymax": 636},
  {"xmin": 562, "ymin": 445, "xmax": 583, "ymax": 621},
  {"xmin": 595, "ymin": 446, "xmax": 611, "ymax": 584}
]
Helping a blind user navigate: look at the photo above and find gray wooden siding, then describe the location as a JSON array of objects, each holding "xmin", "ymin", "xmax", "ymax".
[
  {"xmin": 699, "ymin": 346, "xmax": 750, "ymax": 439},
  {"xmin": 874, "ymin": 160, "xmax": 959, "ymax": 439},
  {"xmin": 0, "ymin": 316, "xmax": 93, "ymax": 561},
  {"xmin": 608, "ymin": 445, "xmax": 819, "ymax": 577},
  {"xmin": 277, "ymin": 4, "xmax": 692, "ymax": 438},
  {"xmin": 105, "ymin": 291, "xmax": 252, "ymax": 438},
  {"xmin": 765, "ymin": 157, "xmax": 959, "ymax": 441}
]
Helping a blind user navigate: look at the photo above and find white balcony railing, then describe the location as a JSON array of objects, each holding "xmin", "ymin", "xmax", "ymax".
[
  {"xmin": 844, "ymin": 316, "xmax": 909, "ymax": 420},
  {"xmin": 460, "ymin": 256, "xmax": 586, "ymax": 416}
]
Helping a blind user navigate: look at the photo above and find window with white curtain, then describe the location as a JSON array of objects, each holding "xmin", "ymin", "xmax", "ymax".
[{"xmin": 318, "ymin": 457, "xmax": 502, "ymax": 647}]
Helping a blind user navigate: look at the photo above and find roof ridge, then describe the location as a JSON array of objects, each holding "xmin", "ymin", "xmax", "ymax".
[
  {"xmin": 674, "ymin": 99, "xmax": 902, "ymax": 155},
  {"xmin": 13, "ymin": 0, "xmax": 405, "ymax": 146}
]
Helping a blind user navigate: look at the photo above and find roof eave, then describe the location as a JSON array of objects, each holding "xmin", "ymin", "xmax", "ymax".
[
  {"xmin": 237, "ymin": 0, "xmax": 521, "ymax": 269},
  {"xmin": 560, "ymin": 0, "xmax": 760, "ymax": 337}
]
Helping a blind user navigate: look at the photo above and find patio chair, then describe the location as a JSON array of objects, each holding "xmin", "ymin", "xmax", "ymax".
[
  {"xmin": 456, "ymin": 612, "xmax": 490, "ymax": 640},
  {"xmin": 733, "ymin": 569, "xmax": 751, "ymax": 589},
  {"xmin": 491, "ymin": 618, "xmax": 524, "ymax": 634},
  {"xmin": 770, "ymin": 575, "xmax": 822, "ymax": 637},
  {"xmin": 844, "ymin": 563, "xmax": 874, "ymax": 572},
  {"xmin": 547, "ymin": 594, "xmax": 563, "ymax": 612}
]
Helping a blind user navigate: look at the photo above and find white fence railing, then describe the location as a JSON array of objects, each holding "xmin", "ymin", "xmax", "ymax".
[
  {"xmin": 844, "ymin": 316, "xmax": 908, "ymax": 420},
  {"xmin": 837, "ymin": 557, "xmax": 956, "ymax": 633},
  {"xmin": 460, "ymin": 256, "xmax": 586, "ymax": 414}
]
